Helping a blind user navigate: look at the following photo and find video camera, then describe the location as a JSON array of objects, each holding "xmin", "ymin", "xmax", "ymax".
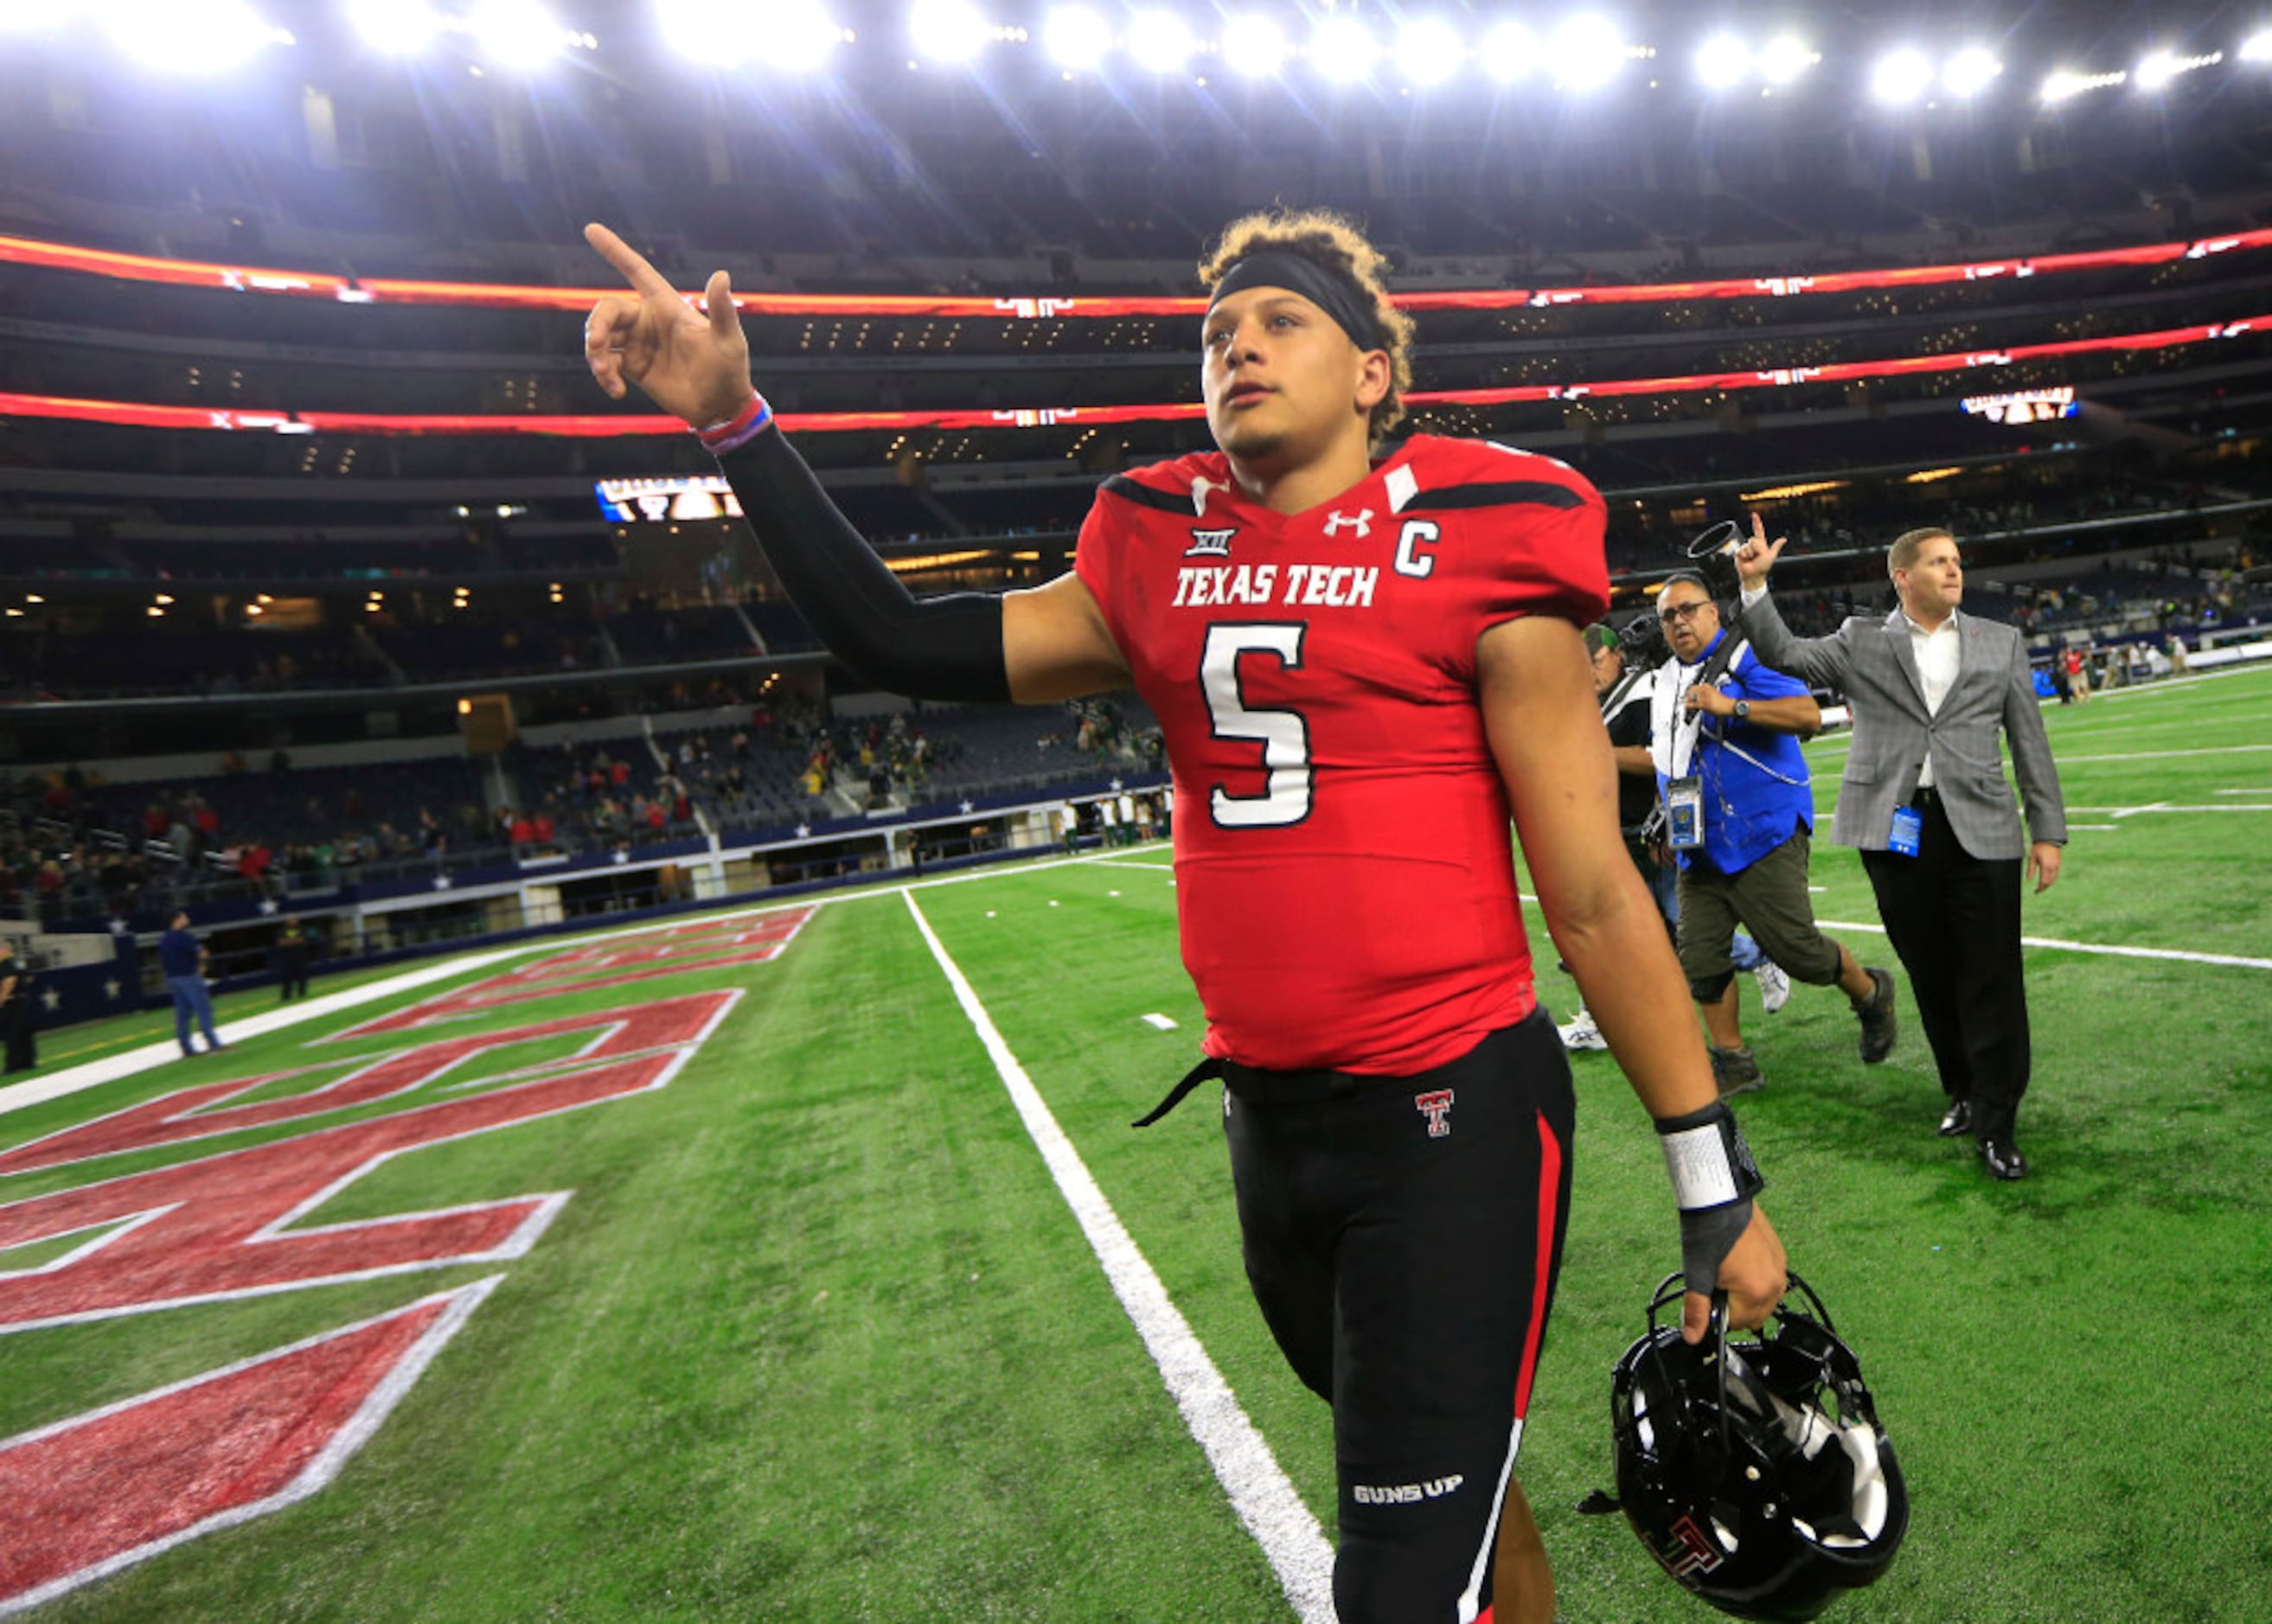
[
  {"xmin": 1619, "ymin": 520, "xmax": 1747, "ymax": 669},
  {"xmin": 1685, "ymin": 518, "xmax": 1746, "ymax": 601}
]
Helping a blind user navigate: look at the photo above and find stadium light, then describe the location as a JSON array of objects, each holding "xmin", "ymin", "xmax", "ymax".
[
  {"xmin": 1478, "ymin": 19, "xmax": 1533, "ymax": 83},
  {"xmin": 99, "ymin": 0, "xmax": 285, "ymax": 73},
  {"xmin": 1548, "ymin": 15, "xmax": 1626, "ymax": 91},
  {"xmin": 758, "ymin": 3, "xmax": 849, "ymax": 73},
  {"xmin": 1042, "ymin": 4, "xmax": 1110, "ymax": 72},
  {"xmin": 1219, "ymin": 13, "xmax": 1290, "ymax": 77},
  {"xmin": 910, "ymin": 0, "xmax": 989, "ymax": 63},
  {"xmin": 470, "ymin": 0, "xmax": 570, "ymax": 68},
  {"xmin": 2041, "ymin": 67, "xmax": 2125, "ymax": 105},
  {"xmin": 1942, "ymin": 47, "xmax": 2002, "ymax": 98},
  {"xmin": 349, "ymin": 0, "xmax": 442, "ymax": 55},
  {"xmin": 1870, "ymin": 48, "xmax": 1935, "ymax": 105},
  {"xmin": 1757, "ymin": 35, "xmax": 1814, "ymax": 86},
  {"xmin": 2244, "ymin": 30, "xmax": 2272, "ymax": 64},
  {"xmin": 1695, "ymin": 34, "xmax": 1750, "ymax": 88},
  {"xmin": 1127, "ymin": 9, "xmax": 1195, "ymax": 74},
  {"xmin": 1394, "ymin": 16, "xmax": 1466, "ymax": 87},
  {"xmin": 1309, "ymin": 16, "xmax": 1374, "ymax": 84},
  {"xmin": 2135, "ymin": 48, "xmax": 2222, "ymax": 91},
  {"xmin": 712, "ymin": 2, "xmax": 845, "ymax": 72}
]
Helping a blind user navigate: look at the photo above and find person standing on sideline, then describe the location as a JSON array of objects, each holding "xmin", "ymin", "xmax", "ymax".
[
  {"xmin": 276, "ymin": 917, "xmax": 313, "ymax": 1002},
  {"xmin": 1558, "ymin": 623, "xmax": 1789, "ymax": 1054},
  {"xmin": 580, "ymin": 208, "xmax": 1789, "ymax": 1624},
  {"xmin": 1735, "ymin": 521, "xmax": 2066, "ymax": 1180},
  {"xmin": 158, "ymin": 911, "xmax": 223, "ymax": 1058},
  {"xmin": 0, "ymin": 941, "xmax": 35, "ymax": 1075},
  {"xmin": 1649, "ymin": 575, "xmax": 1898, "ymax": 1095}
]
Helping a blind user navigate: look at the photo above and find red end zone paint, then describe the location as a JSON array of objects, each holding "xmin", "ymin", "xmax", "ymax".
[
  {"xmin": 0, "ymin": 991, "xmax": 738, "ymax": 1332},
  {"xmin": 0, "ymin": 994, "xmax": 735, "ymax": 1178},
  {"xmin": 0, "ymin": 1277, "xmax": 498, "ymax": 1616},
  {"xmin": 330, "ymin": 909, "xmax": 813, "ymax": 1040},
  {"xmin": 0, "ymin": 971, "xmax": 749, "ymax": 1611}
]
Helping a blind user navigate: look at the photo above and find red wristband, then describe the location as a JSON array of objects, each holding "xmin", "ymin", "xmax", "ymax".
[{"xmin": 696, "ymin": 393, "xmax": 771, "ymax": 453}]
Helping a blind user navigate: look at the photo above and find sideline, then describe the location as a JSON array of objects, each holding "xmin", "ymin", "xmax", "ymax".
[
  {"xmin": 0, "ymin": 847, "xmax": 1165, "ymax": 1123},
  {"xmin": 899, "ymin": 888, "xmax": 1336, "ymax": 1623},
  {"xmin": 0, "ymin": 950, "xmax": 526, "ymax": 1120}
]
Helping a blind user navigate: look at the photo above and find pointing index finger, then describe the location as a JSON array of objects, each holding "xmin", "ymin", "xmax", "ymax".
[{"xmin": 584, "ymin": 221, "xmax": 680, "ymax": 302}]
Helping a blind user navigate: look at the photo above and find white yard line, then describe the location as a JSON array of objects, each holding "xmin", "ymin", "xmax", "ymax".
[
  {"xmin": 899, "ymin": 889, "xmax": 1335, "ymax": 1624},
  {"xmin": 2056, "ymin": 743, "xmax": 2272, "ymax": 764},
  {"xmin": 1816, "ymin": 918, "xmax": 2272, "ymax": 973}
]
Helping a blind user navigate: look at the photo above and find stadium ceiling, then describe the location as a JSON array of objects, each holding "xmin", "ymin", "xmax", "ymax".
[{"xmin": 2, "ymin": 2, "xmax": 2268, "ymax": 112}]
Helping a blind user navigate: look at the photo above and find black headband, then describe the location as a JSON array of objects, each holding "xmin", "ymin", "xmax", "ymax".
[{"xmin": 1207, "ymin": 251, "xmax": 1385, "ymax": 353}]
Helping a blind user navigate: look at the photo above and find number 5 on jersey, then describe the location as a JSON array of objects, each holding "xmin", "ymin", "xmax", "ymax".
[{"xmin": 1200, "ymin": 623, "xmax": 1312, "ymax": 828}]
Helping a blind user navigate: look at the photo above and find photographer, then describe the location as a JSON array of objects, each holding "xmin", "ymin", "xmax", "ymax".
[
  {"xmin": 1648, "ymin": 573, "xmax": 1898, "ymax": 1093},
  {"xmin": 1559, "ymin": 623, "xmax": 1789, "ymax": 1058}
]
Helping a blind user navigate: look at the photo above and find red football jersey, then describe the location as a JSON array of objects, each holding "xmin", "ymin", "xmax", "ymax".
[{"xmin": 1073, "ymin": 433, "xmax": 1610, "ymax": 1072}]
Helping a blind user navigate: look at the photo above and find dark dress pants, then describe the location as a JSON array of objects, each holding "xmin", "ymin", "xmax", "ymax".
[{"xmin": 1859, "ymin": 790, "xmax": 2032, "ymax": 1142}]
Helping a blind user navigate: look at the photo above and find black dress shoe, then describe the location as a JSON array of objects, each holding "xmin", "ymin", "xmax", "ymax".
[
  {"xmin": 1981, "ymin": 1137, "xmax": 2030, "ymax": 1181},
  {"xmin": 1937, "ymin": 1099, "xmax": 1973, "ymax": 1138}
]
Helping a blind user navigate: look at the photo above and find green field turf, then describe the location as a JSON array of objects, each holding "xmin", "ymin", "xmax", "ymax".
[{"xmin": 4, "ymin": 664, "xmax": 2269, "ymax": 1622}]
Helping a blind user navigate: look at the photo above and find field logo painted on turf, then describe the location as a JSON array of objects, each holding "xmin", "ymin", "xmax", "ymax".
[
  {"xmin": 0, "ymin": 988, "xmax": 739, "ymax": 1614},
  {"xmin": 331, "ymin": 906, "xmax": 813, "ymax": 1039}
]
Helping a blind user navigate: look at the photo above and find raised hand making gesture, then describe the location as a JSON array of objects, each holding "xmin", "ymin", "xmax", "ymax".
[
  {"xmin": 581, "ymin": 223, "xmax": 754, "ymax": 430},
  {"xmin": 1733, "ymin": 511, "xmax": 1789, "ymax": 590}
]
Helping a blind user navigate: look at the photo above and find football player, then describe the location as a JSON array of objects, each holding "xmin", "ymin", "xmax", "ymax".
[{"xmin": 583, "ymin": 209, "xmax": 1790, "ymax": 1624}]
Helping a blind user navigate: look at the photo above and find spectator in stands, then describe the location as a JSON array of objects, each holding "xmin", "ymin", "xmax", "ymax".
[{"xmin": 158, "ymin": 911, "xmax": 223, "ymax": 1058}]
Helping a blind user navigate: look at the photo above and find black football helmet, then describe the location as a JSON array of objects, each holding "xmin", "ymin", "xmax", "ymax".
[{"xmin": 1603, "ymin": 1272, "xmax": 1909, "ymax": 1621}]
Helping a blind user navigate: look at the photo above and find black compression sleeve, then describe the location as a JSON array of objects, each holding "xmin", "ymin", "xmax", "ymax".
[{"xmin": 713, "ymin": 425, "xmax": 1011, "ymax": 703}]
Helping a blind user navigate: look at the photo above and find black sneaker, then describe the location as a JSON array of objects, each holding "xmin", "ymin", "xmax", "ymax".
[
  {"xmin": 1709, "ymin": 1045, "xmax": 1763, "ymax": 1097},
  {"xmin": 1855, "ymin": 968, "xmax": 1898, "ymax": 1064}
]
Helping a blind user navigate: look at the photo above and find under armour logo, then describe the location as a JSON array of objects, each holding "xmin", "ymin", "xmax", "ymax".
[
  {"xmin": 1415, "ymin": 1089, "xmax": 1454, "ymax": 1138},
  {"xmin": 1322, "ymin": 508, "xmax": 1373, "ymax": 540},
  {"xmin": 1186, "ymin": 527, "xmax": 1237, "ymax": 558}
]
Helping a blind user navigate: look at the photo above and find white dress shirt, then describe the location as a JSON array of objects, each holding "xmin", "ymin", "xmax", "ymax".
[{"xmin": 1902, "ymin": 609, "xmax": 1962, "ymax": 788}]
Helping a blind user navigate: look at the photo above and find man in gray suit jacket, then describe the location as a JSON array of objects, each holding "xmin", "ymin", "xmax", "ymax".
[{"xmin": 1733, "ymin": 521, "xmax": 2067, "ymax": 1180}]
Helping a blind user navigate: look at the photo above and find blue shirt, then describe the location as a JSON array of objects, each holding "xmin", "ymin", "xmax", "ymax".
[
  {"xmin": 158, "ymin": 928, "xmax": 202, "ymax": 979},
  {"xmin": 1658, "ymin": 630, "xmax": 1815, "ymax": 876}
]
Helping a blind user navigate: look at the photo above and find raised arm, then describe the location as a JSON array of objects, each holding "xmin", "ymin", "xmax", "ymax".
[
  {"xmin": 1731, "ymin": 514, "xmax": 1855, "ymax": 690},
  {"xmin": 1478, "ymin": 612, "xmax": 1787, "ymax": 1343},
  {"xmin": 580, "ymin": 224, "xmax": 1128, "ymax": 705}
]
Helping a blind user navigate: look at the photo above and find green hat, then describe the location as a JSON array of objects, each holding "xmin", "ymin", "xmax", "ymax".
[{"xmin": 1583, "ymin": 623, "xmax": 1620, "ymax": 655}]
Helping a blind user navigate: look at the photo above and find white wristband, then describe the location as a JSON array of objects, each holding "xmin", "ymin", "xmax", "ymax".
[{"xmin": 1661, "ymin": 1123, "xmax": 1742, "ymax": 1210}]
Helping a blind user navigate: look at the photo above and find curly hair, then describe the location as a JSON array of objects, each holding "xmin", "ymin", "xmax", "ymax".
[{"xmin": 1198, "ymin": 208, "xmax": 1416, "ymax": 448}]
